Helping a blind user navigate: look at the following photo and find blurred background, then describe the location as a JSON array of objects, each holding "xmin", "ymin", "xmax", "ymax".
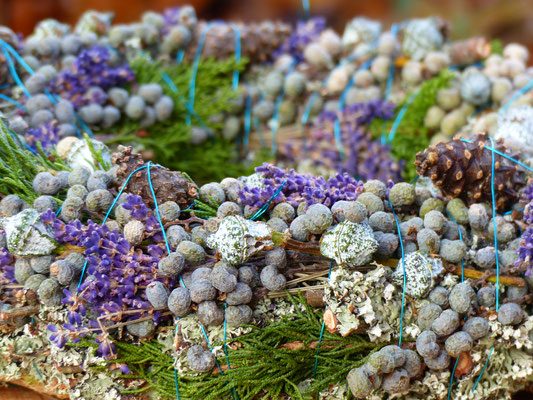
[{"xmin": 1, "ymin": 0, "xmax": 533, "ymax": 55}]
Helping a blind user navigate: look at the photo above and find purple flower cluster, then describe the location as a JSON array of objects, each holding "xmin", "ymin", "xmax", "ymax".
[
  {"xmin": 42, "ymin": 195, "xmax": 175, "ymax": 357},
  {"xmin": 274, "ymin": 17, "xmax": 326, "ymax": 62},
  {"xmin": 516, "ymin": 182, "xmax": 533, "ymax": 276},
  {"xmin": 239, "ymin": 163, "xmax": 364, "ymax": 209},
  {"xmin": 25, "ymin": 121, "xmax": 60, "ymax": 151},
  {"xmin": 283, "ymin": 100, "xmax": 403, "ymax": 182},
  {"xmin": 48, "ymin": 46, "xmax": 134, "ymax": 108}
]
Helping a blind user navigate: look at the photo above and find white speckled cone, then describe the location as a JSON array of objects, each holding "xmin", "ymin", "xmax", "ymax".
[
  {"xmin": 320, "ymin": 221, "xmax": 378, "ymax": 268},
  {"xmin": 0, "ymin": 208, "xmax": 56, "ymax": 256},
  {"xmin": 207, "ymin": 215, "xmax": 273, "ymax": 265}
]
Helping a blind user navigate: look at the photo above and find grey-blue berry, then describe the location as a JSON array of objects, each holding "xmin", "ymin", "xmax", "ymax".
[
  {"xmin": 197, "ymin": 301, "xmax": 224, "ymax": 326},
  {"xmin": 368, "ymin": 211, "xmax": 394, "ymax": 232},
  {"xmin": 226, "ymin": 282, "xmax": 252, "ymax": 305},
  {"xmin": 189, "ymin": 279, "xmax": 216, "ymax": 303},
  {"xmin": 431, "ymin": 309, "xmax": 460, "ymax": 336},
  {"xmin": 158, "ymin": 252, "xmax": 185, "ymax": 278},
  {"xmin": 417, "ymin": 303, "xmax": 442, "ymax": 330},
  {"xmin": 146, "ymin": 281, "xmax": 169, "ymax": 309},
  {"xmin": 449, "ymin": 282, "xmax": 475, "ymax": 314},
  {"xmin": 168, "ymin": 287, "xmax": 191, "ymax": 317},
  {"xmin": 331, "ymin": 200, "xmax": 367, "ymax": 223},
  {"xmin": 225, "ymin": 305, "xmax": 253, "ymax": 326},
  {"xmin": 416, "ymin": 228, "xmax": 440, "ymax": 254},
  {"xmin": 463, "ymin": 317, "xmax": 489, "ymax": 340},
  {"xmin": 445, "ymin": 331, "xmax": 473, "ymax": 357},
  {"xmin": 497, "ymin": 303, "xmax": 524, "ymax": 325}
]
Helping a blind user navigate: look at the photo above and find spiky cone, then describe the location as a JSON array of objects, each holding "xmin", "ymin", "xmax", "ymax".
[
  {"xmin": 183, "ymin": 21, "xmax": 291, "ymax": 63},
  {"xmin": 414, "ymin": 133, "xmax": 525, "ymax": 210},
  {"xmin": 111, "ymin": 145, "xmax": 197, "ymax": 209}
]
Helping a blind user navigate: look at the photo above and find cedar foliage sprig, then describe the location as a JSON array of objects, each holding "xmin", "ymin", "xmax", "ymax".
[
  {"xmin": 106, "ymin": 57, "xmax": 265, "ymax": 182},
  {"xmin": 102, "ymin": 293, "xmax": 384, "ymax": 399},
  {"xmin": 0, "ymin": 119, "xmax": 69, "ymax": 202}
]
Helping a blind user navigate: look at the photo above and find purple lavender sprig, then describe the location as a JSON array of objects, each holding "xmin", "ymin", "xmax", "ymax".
[
  {"xmin": 239, "ymin": 163, "xmax": 364, "ymax": 209},
  {"xmin": 515, "ymin": 182, "xmax": 533, "ymax": 276},
  {"xmin": 274, "ymin": 17, "xmax": 326, "ymax": 62},
  {"xmin": 25, "ymin": 121, "xmax": 60, "ymax": 152},
  {"xmin": 282, "ymin": 100, "xmax": 403, "ymax": 183},
  {"xmin": 49, "ymin": 45, "xmax": 134, "ymax": 109}
]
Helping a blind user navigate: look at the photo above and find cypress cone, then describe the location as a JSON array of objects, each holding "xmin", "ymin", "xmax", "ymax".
[
  {"xmin": 111, "ymin": 145, "xmax": 197, "ymax": 209},
  {"xmin": 414, "ymin": 133, "xmax": 525, "ymax": 210}
]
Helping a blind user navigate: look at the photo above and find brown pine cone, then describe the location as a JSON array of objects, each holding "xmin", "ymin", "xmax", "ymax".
[
  {"xmin": 183, "ymin": 21, "xmax": 291, "ymax": 64},
  {"xmin": 414, "ymin": 133, "xmax": 525, "ymax": 210},
  {"xmin": 111, "ymin": 146, "xmax": 197, "ymax": 209}
]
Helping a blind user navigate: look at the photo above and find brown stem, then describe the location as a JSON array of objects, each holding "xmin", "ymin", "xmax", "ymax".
[
  {"xmin": 272, "ymin": 231, "xmax": 322, "ymax": 256},
  {"xmin": 0, "ymin": 305, "xmax": 40, "ymax": 320},
  {"xmin": 444, "ymin": 262, "xmax": 527, "ymax": 287}
]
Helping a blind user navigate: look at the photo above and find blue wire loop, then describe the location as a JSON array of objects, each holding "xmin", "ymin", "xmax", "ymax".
[
  {"xmin": 271, "ymin": 61, "xmax": 297, "ymax": 155},
  {"xmin": 242, "ymin": 90, "xmax": 253, "ymax": 151},
  {"xmin": 333, "ymin": 58, "xmax": 374, "ymax": 159},
  {"xmin": 187, "ymin": 22, "xmax": 241, "ymax": 125},
  {"xmin": 472, "ymin": 346, "xmax": 494, "ymax": 392},
  {"xmin": 313, "ymin": 259, "xmax": 334, "ymax": 378},
  {"xmin": 387, "ymin": 90, "xmax": 419, "ymax": 144},
  {"xmin": 386, "ymin": 200, "xmax": 406, "ymax": 346},
  {"xmin": 445, "ymin": 209, "xmax": 465, "ymax": 399},
  {"xmin": 500, "ymin": 78, "xmax": 533, "ymax": 114},
  {"xmin": 250, "ymin": 180, "xmax": 287, "ymax": 221}
]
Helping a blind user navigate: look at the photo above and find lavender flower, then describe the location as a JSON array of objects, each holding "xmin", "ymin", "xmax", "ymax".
[
  {"xmin": 516, "ymin": 182, "xmax": 533, "ymax": 275},
  {"xmin": 304, "ymin": 100, "xmax": 402, "ymax": 183},
  {"xmin": 274, "ymin": 17, "xmax": 326, "ymax": 62},
  {"xmin": 122, "ymin": 194, "xmax": 149, "ymax": 220},
  {"xmin": 25, "ymin": 122, "xmax": 60, "ymax": 152},
  {"xmin": 239, "ymin": 163, "xmax": 364, "ymax": 209},
  {"xmin": 49, "ymin": 46, "xmax": 134, "ymax": 108}
]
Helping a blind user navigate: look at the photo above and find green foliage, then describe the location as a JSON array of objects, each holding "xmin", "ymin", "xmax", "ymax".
[
  {"xmin": 106, "ymin": 56, "xmax": 264, "ymax": 183},
  {"xmin": 0, "ymin": 119, "xmax": 69, "ymax": 203},
  {"xmin": 106, "ymin": 293, "xmax": 384, "ymax": 399},
  {"xmin": 490, "ymin": 39, "xmax": 504, "ymax": 56},
  {"xmin": 84, "ymin": 133, "xmax": 112, "ymax": 171},
  {"xmin": 370, "ymin": 69, "xmax": 454, "ymax": 181}
]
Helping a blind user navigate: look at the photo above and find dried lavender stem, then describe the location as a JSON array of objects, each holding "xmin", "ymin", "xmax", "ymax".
[
  {"xmin": 0, "ymin": 305, "xmax": 40, "ymax": 320},
  {"xmin": 445, "ymin": 263, "xmax": 527, "ymax": 287}
]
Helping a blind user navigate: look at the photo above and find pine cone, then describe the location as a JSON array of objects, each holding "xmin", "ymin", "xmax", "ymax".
[
  {"xmin": 414, "ymin": 133, "xmax": 525, "ymax": 210},
  {"xmin": 184, "ymin": 21, "xmax": 291, "ymax": 64},
  {"xmin": 111, "ymin": 146, "xmax": 197, "ymax": 209}
]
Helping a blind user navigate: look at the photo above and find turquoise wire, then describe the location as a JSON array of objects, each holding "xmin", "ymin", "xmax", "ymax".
[
  {"xmin": 386, "ymin": 200, "xmax": 406, "ymax": 346},
  {"xmin": 250, "ymin": 180, "xmax": 287, "ymax": 221},
  {"xmin": 187, "ymin": 22, "xmax": 241, "ymax": 125},
  {"xmin": 231, "ymin": 24, "xmax": 241, "ymax": 91},
  {"xmin": 302, "ymin": 0, "xmax": 310, "ymax": 18},
  {"xmin": 0, "ymin": 93, "xmax": 27, "ymax": 110},
  {"xmin": 333, "ymin": 58, "xmax": 374, "ymax": 158},
  {"xmin": 271, "ymin": 61, "xmax": 297, "ymax": 155},
  {"xmin": 242, "ymin": 91, "xmax": 252, "ymax": 151},
  {"xmin": 500, "ymin": 78, "xmax": 533, "ymax": 114},
  {"xmin": 176, "ymin": 49, "xmax": 185, "ymax": 65},
  {"xmin": 486, "ymin": 136, "xmax": 500, "ymax": 311},
  {"xmin": 446, "ymin": 357, "xmax": 460, "ymax": 400},
  {"xmin": 470, "ymin": 137, "xmax": 499, "ymax": 395},
  {"xmin": 313, "ymin": 259, "xmax": 334, "ymax": 378},
  {"xmin": 459, "ymin": 139, "xmax": 533, "ymax": 173},
  {"xmin": 445, "ymin": 210, "xmax": 465, "ymax": 399},
  {"xmin": 75, "ymin": 164, "xmax": 150, "ymax": 294},
  {"xmin": 253, "ymin": 117, "xmax": 267, "ymax": 149},
  {"xmin": 387, "ymin": 90, "xmax": 419, "ymax": 144},
  {"xmin": 199, "ymin": 324, "xmax": 238, "ymax": 400},
  {"xmin": 472, "ymin": 346, "xmax": 494, "ymax": 392},
  {"xmin": 174, "ymin": 323, "xmax": 181, "ymax": 400},
  {"xmin": 1, "ymin": 45, "xmax": 31, "ymax": 98},
  {"xmin": 300, "ymin": 41, "xmax": 380, "ymax": 126}
]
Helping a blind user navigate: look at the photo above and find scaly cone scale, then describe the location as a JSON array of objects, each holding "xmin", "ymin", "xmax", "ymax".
[
  {"xmin": 111, "ymin": 145, "xmax": 197, "ymax": 209},
  {"xmin": 414, "ymin": 133, "xmax": 525, "ymax": 210},
  {"xmin": 184, "ymin": 21, "xmax": 291, "ymax": 63}
]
